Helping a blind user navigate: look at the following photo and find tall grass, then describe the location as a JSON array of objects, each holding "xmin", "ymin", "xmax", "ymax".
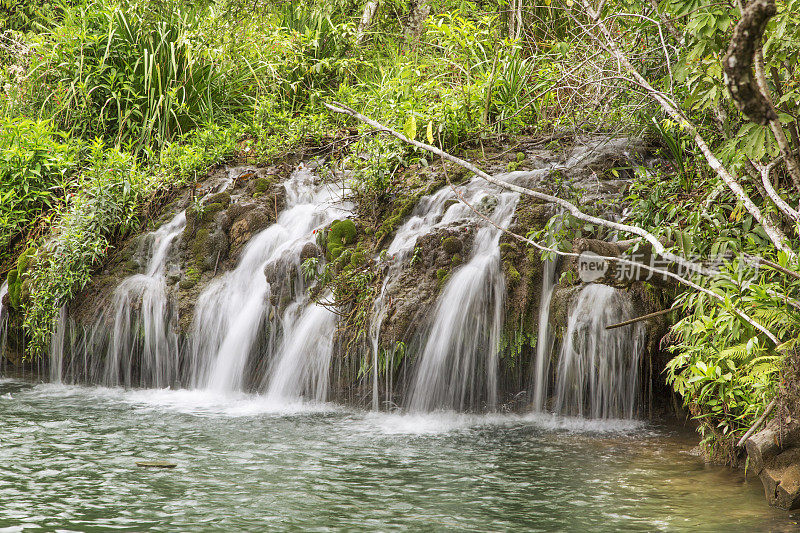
[{"xmin": 30, "ymin": 2, "xmax": 253, "ymax": 153}]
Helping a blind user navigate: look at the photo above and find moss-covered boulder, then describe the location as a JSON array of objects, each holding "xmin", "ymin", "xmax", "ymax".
[
  {"xmin": 326, "ymin": 219, "xmax": 357, "ymax": 260},
  {"xmin": 442, "ymin": 236, "xmax": 463, "ymax": 255},
  {"xmin": 7, "ymin": 247, "xmax": 36, "ymax": 308}
]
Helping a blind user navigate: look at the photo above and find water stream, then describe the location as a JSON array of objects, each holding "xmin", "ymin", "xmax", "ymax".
[
  {"xmin": 190, "ymin": 167, "xmax": 350, "ymax": 396},
  {"xmin": 0, "ymin": 379, "xmax": 794, "ymax": 532},
  {"xmin": 553, "ymin": 283, "xmax": 646, "ymax": 419}
]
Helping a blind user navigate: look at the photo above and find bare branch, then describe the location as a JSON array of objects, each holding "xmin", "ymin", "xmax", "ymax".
[
  {"xmin": 576, "ymin": 0, "xmax": 794, "ymax": 256},
  {"xmin": 324, "ymin": 100, "xmax": 714, "ymax": 276},
  {"xmin": 323, "ymin": 101, "xmax": 782, "ymax": 345}
]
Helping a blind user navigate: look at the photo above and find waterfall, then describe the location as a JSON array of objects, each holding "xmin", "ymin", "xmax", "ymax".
[
  {"xmin": 50, "ymin": 211, "xmax": 187, "ymax": 386},
  {"xmin": 101, "ymin": 211, "xmax": 186, "ymax": 387},
  {"xmin": 0, "ymin": 281, "xmax": 7, "ymax": 371},
  {"xmin": 49, "ymin": 307, "xmax": 67, "ymax": 383},
  {"xmin": 369, "ymin": 176, "xmax": 527, "ymax": 411},
  {"xmin": 531, "ymin": 256, "xmax": 558, "ymax": 411},
  {"xmin": 368, "ymin": 184, "xmax": 461, "ymax": 410},
  {"xmin": 264, "ymin": 295, "xmax": 336, "ymax": 402},
  {"xmin": 553, "ymin": 283, "xmax": 645, "ymax": 419},
  {"xmin": 406, "ymin": 187, "xmax": 520, "ymax": 412},
  {"xmin": 191, "ymin": 168, "xmax": 350, "ymax": 394}
]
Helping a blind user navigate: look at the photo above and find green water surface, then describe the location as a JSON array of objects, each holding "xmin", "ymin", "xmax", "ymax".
[{"xmin": 0, "ymin": 378, "xmax": 796, "ymax": 532}]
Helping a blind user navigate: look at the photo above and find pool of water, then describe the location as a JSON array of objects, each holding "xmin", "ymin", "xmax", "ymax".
[{"xmin": 0, "ymin": 378, "xmax": 796, "ymax": 531}]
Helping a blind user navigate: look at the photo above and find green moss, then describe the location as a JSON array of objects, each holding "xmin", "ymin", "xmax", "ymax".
[
  {"xmin": 16, "ymin": 247, "xmax": 35, "ymax": 274},
  {"xmin": 436, "ymin": 268, "xmax": 450, "ymax": 289},
  {"xmin": 505, "ymin": 261, "xmax": 521, "ymax": 285},
  {"xmin": 192, "ymin": 228, "xmax": 211, "ymax": 270},
  {"xmin": 20, "ymin": 279, "xmax": 31, "ymax": 302},
  {"xmin": 441, "ymin": 236, "xmax": 462, "ymax": 255},
  {"xmin": 253, "ymin": 177, "xmax": 273, "ymax": 195},
  {"xmin": 350, "ymin": 251, "xmax": 366, "ymax": 267},
  {"xmin": 327, "ymin": 219, "xmax": 357, "ymax": 260},
  {"xmin": 516, "ymin": 151, "xmax": 526, "ymax": 163},
  {"xmin": 451, "ymin": 253, "xmax": 462, "ymax": 267},
  {"xmin": 7, "ymin": 269, "xmax": 20, "ymax": 308},
  {"xmin": 205, "ymin": 191, "xmax": 231, "ymax": 208},
  {"xmin": 201, "ymin": 202, "xmax": 224, "ymax": 222},
  {"xmin": 179, "ymin": 266, "xmax": 202, "ymax": 289},
  {"xmin": 499, "ymin": 242, "xmax": 518, "ymax": 259},
  {"xmin": 376, "ymin": 193, "xmax": 424, "ymax": 242}
]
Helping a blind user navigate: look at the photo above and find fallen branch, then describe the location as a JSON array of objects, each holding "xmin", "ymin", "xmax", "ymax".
[
  {"xmin": 324, "ymin": 100, "xmax": 713, "ymax": 277},
  {"xmin": 605, "ymin": 305, "xmax": 678, "ymax": 330},
  {"xmin": 324, "ymin": 101, "xmax": 782, "ymax": 345},
  {"xmin": 737, "ymin": 397, "xmax": 778, "ymax": 447}
]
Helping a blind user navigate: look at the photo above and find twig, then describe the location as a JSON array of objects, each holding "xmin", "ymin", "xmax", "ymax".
[
  {"xmin": 324, "ymin": 101, "xmax": 782, "ymax": 345},
  {"xmin": 605, "ymin": 305, "xmax": 678, "ymax": 330},
  {"xmin": 737, "ymin": 397, "xmax": 778, "ymax": 447}
]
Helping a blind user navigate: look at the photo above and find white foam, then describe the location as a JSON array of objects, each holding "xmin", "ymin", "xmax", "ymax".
[
  {"xmin": 24, "ymin": 382, "xmax": 341, "ymax": 417},
  {"xmin": 361, "ymin": 409, "xmax": 646, "ymax": 436}
]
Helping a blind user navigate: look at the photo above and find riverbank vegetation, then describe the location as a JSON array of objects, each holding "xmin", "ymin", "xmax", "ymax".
[{"xmin": 1, "ymin": 0, "xmax": 799, "ymax": 462}]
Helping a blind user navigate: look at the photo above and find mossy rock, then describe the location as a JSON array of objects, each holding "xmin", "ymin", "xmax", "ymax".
[
  {"xmin": 500, "ymin": 242, "xmax": 518, "ymax": 258},
  {"xmin": 451, "ymin": 253, "xmax": 462, "ymax": 267},
  {"xmin": 441, "ymin": 236, "xmax": 463, "ymax": 255},
  {"xmin": 436, "ymin": 268, "xmax": 450, "ymax": 289},
  {"xmin": 19, "ymin": 279, "xmax": 31, "ymax": 302},
  {"xmin": 504, "ymin": 261, "xmax": 521, "ymax": 285},
  {"xmin": 327, "ymin": 219, "xmax": 357, "ymax": 260},
  {"xmin": 201, "ymin": 202, "xmax": 225, "ymax": 223},
  {"xmin": 205, "ymin": 192, "xmax": 231, "ymax": 208},
  {"xmin": 350, "ymin": 251, "xmax": 366, "ymax": 267},
  {"xmin": 253, "ymin": 177, "xmax": 274, "ymax": 195},
  {"xmin": 7, "ymin": 269, "xmax": 20, "ymax": 308}
]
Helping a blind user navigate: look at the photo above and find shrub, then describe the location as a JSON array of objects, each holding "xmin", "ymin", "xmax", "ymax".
[{"xmin": 0, "ymin": 118, "xmax": 78, "ymax": 265}]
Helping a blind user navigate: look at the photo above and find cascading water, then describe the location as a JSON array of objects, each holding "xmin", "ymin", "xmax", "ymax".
[
  {"xmin": 51, "ymin": 211, "xmax": 187, "ymax": 386},
  {"xmin": 552, "ymin": 283, "xmax": 645, "ymax": 419},
  {"xmin": 263, "ymin": 295, "xmax": 336, "ymax": 402},
  {"xmin": 368, "ymin": 183, "xmax": 469, "ymax": 410},
  {"xmin": 191, "ymin": 167, "xmax": 350, "ymax": 397},
  {"xmin": 531, "ymin": 256, "xmax": 558, "ymax": 412},
  {"xmin": 369, "ymin": 176, "xmax": 528, "ymax": 411},
  {"xmin": 0, "ymin": 281, "xmax": 8, "ymax": 372},
  {"xmin": 102, "ymin": 211, "xmax": 186, "ymax": 387},
  {"xmin": 405, "ymin": 184, "xmax": 520, "ymax": 412}
]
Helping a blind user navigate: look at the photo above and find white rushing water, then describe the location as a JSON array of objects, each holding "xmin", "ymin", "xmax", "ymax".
[
  {"xmin": 552, "ymin": 283, "xmax": 645, "ymax": 419},
  {"xmin": 0, "ymin": 281, "xmax": 8, "ymax": 371},
  {"xmin": 191, "ymin": 167, "xmax": 350, "ymax": 397},
  {"xmin": 48, "ymin": 210, "xmax": 187, "ymax": 386},
  {"xmin": 531, "ymin": 256, "xmax": 558, "ymax": 412},
  {"xmin": 102, "ymin": 211, "xmax": 187, "ymax": 387},
  {"xmin": 405, "ymin": 181, "xmax": 520, "ymax": 412}
]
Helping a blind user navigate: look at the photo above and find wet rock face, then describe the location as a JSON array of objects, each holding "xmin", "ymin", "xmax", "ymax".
[
  {"xmin": 228, "ymin": 206, "xmax": 271, "ymax": 258},
  {"xmin": 380, "ymin": 224, "xmax": 477, "ymax": 344},
  {"xmin": 747, "ymin": 419, "xmax": 800, "ymax": 510}
]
